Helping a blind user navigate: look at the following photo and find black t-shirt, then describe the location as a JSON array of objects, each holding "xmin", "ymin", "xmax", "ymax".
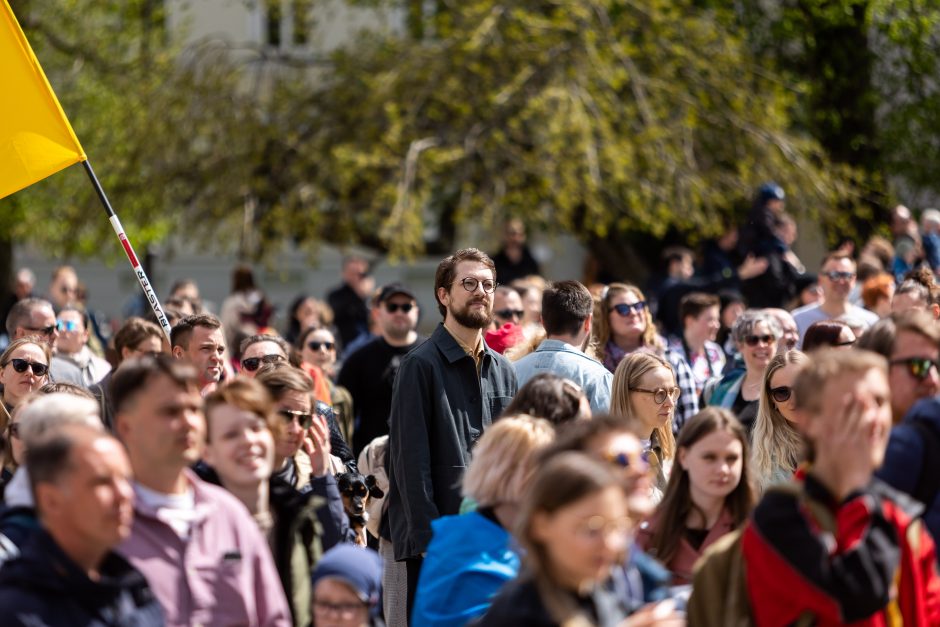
[
  {"xmin": 338, "ymin": 335, "xmax": 426, "ymax": 456},
  {"xmin": 732, "ymin": 392, "xmax": 759, "ymax": 434}
]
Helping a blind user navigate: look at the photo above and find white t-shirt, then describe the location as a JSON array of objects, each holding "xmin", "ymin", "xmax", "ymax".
[{"xmin": 134, "ymin": 482, "xmax": 198, "ymax": 540}]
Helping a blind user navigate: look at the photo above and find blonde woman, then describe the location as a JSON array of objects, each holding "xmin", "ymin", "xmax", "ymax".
[
  {"xmin": 610, "ymin": 352, "xmax": 678, "ymax": 499},
  {"xmin": 597, "ymin": 284, "xmax": 699, "ymax": 431},
  {"xmin": 413, "ymin": 415, "xmax": 555, "ymax": 627},
  {"xmin": 751, "ymin": 350, "xmax": 809, "ymax": 493}
]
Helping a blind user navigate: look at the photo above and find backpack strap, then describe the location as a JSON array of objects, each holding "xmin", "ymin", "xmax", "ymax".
[{"xmin": 909, "ymin": 420, "xmax": 940, "ymax": 507}]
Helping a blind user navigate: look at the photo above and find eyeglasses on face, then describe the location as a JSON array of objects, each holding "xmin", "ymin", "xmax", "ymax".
[
  {"xmin": 890, "ymin": 357, "xmax": 940, "ymax": 381},
  {"xmin": 384, "ymin": 302, "xmax": 414, "ymax": 314},
  {"xmin": 574, "ymin": 515, "xmax": 632, "ymax": 541},
  {"xmin": 770, "ymin": 385, "xmax": 792, "ymax": 403},
  {"xmin": 630, "ymin": 386, "xmax": 680, "ymax": 405},
  {"xmin": 5, "ymin": 358, "xmax": 49, "ymax": 376},
  {"xmin": 495, "ymin": 308, "xmax": 524, "ymax": 320},
  {"xmin": 56, "ymin": 319, "xmax": 79, "ymax": 332},
  {"xmin": 22, "ymin": 325, "xmax": 56, "ymax": 337},
  {"xmin": 307, "ymin": 341, "xmax": 335, "ymax": 352},
  {"xmin": 313, "ymin": 600, "xmax": 367, "ymax": 618},
  {"xmin": 822, "ymin": 270, "xmax": 856, "ymax": 282},
  {"xmin": 612, "ymin": 302, "xmax": 646, "ymax": 317},
  {"xmin": 240, "ymin": 354, "xmax": 285, "ymax": 372},
  {"xmin": 455, "ymin": 277, "xmax": 496, "ymax": 293},
  {"xmin": 744, "ymin": 334, "xmax": 775, "ymax": 347},
  {"xmin": 278, "ymin": 408, "xmax": 313, "ymax": 429}
]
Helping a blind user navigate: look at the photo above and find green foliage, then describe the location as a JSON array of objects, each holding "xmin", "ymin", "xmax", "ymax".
[
  {"xmin": 1, "ymin": 0, "xmax": 259, "ymax": 260},
  {"xmin": 287, "ymin": 0, "xmax": 856, "ymax": 259}
]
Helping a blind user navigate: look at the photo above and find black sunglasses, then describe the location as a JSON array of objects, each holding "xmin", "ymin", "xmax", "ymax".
[
  {"xmin": 241, "ymin": 354, "xmax": 285, "ymax": 372},
  {"xmin": 495, "ymin": 308, "xmax": 524, "ymax": 320},
  {"xmin": 605, "ymin": 449, "xmax": 650, "ymax": 469},
  {"xmin": 6, "ymin": 358, "xmax": 48, "ymax": 376},
  {"xmin": 307, "ymin": 341, "xmax": 335, "ymax": 352},
  {"xmin": 22, "ymin": 325, "xmax": 55, "ymax": 337},
  {"xmin": 770, "ymin": 385, "xmax": 792, "ymax": 403},
  {"xmin": 612, "ymin": 302, "xmax": 646, "ymax": 316},
  {"xmin": 890, "ymin": 357, "xmax": 940, "ymax": 381},
  {"xmin": 279, "ymin": 409, "xmax": 313, "ymax": 429},
  {"xmin": 822, "ymin": 270, "xmax": 856, "ymax": 282},
  {"xmin": 384, "ymin": 302, "xmax": 414, "ymax": 314},
  {"xmin": 744, "ymin": 334, "xmax": 775, "ymax": 347}
]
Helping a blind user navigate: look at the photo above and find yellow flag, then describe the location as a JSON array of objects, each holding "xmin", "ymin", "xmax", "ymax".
[{"xmin": 0, "ymin": 0, "xmax": 85, "ymax": 200}]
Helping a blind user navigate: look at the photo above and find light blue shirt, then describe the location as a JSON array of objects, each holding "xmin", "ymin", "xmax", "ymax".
[{"xmin": 513, "ymin": 339, "xmax": 613, "ymax": 413}]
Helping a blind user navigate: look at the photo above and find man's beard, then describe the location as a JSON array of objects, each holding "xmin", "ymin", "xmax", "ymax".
[{"xmin": 450, "ymin": 299, "xmax": 493, "ymax": 330}]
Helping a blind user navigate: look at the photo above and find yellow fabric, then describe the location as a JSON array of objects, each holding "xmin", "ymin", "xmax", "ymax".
[{"xmin": 0, "ymin": 0, "xmax": 85, "ymax": 200}]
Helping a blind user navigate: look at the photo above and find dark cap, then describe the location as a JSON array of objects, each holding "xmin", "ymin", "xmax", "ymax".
[
  {"xmin": 757, "ymin": 182, "xmax": 785, "ymax": 203},
  {"xmin": 376, "ymin": 282, "xmax": 416, "ymax": 304},
  {"xmin": 312, "ymin": 545, "xmax": 383, "ymax": 614}
]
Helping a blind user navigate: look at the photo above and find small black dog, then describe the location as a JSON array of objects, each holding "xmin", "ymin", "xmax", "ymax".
[{"xmin": 336, "ymin": 471, "xmax": 385, "ymax": 546}]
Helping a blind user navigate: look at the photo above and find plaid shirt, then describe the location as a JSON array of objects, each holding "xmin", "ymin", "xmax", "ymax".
[{"xmin": 665, "ymin": 347, "xmax": 699, "ymax": 434}]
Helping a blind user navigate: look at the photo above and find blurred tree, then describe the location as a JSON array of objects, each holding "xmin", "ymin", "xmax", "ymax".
[
  {"xmin": 719, "ymin": 0, "xmax": 940, "ymax": 244},
  {"xmin": 270, "ymin": 0, "xmax": 857, "ymax": 270},
  {"xmin": 0, "ymin": 0, "xmax": 261, "ymax": 264},
  {"xmin": 4, "ymin": 0, "xmax": 886, "ymax": 287}
]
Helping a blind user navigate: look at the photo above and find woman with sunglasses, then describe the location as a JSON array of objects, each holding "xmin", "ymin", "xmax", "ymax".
[
  {"xmin": 478, "ymin": 453, "xmax": 635, "ymax": 626},
  {"xmin": 412, "ymin": 415, "xmax": 555, "ymax": 627},
  {"xmin": 596, "ymin": 284, "xmax": 699, "ymax": 431},
  {"xmin": 541, "ymin": 414, "xmax": 687, "ymax": 615},
  {"xmin": 637, "ymin": 408, "xmax": 754, "ymax": 585},
  {"xmin": 298, "ymin": 326, "xmax": 354, "ymax": 445},
  {"xmin": 0, "ymin": 339, "xmax": 51, "ymax": 427},
  {"xmin": 703, "ymin": 310, "xmax": 782, "ymax": 434},
  {"xmin": 203, "ymin": 377, "xmax": 328, "ymax": 627},
  {"xmin": 610, "ymin": 353, "xmax": 679, "ymax": 501},
  {"xmin": 595, "ymin": 284, "xmax": 664, "ymax": 372},
  {"xmin": 751, "ymin": 351, "xmax": 808, "ymax": 493}
]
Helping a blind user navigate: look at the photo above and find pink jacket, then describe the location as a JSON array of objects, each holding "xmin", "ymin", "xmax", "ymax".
[
  {"xmin": 117, "ymin": 470, "xmax": 291, "ymax": 627},
  {"xmin": 636, "ymin": 506, "xmax": 736, "ymax": 584}
]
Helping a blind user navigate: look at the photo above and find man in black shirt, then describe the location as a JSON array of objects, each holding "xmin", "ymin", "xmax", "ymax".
[{"xmin": 338, "ymin": 282, "xmax": 426, "ymax": 456}]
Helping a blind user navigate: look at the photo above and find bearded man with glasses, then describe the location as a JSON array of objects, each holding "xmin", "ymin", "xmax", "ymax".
[{"xmin": 384, "ymin": 248, "xmax": 517, "ymax": 624}]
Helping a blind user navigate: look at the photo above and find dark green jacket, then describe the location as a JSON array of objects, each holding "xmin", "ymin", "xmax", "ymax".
[{"xmin": 387, "ymin": 323, "xmax": 517, "ymax": 560}]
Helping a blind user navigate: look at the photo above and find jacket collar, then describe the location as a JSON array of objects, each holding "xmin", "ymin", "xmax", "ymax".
[{"xmin": 432, "ymin": 323, "xmax": 494, "ymax": 365}]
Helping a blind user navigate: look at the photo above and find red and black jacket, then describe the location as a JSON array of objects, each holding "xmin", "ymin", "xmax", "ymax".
[{"xmin": 742, "ymin": 475, "xmax": 940, "ymax": 626}]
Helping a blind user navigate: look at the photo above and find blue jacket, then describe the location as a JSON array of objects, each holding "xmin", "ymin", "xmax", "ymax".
[
  {"xmin": 412, "ymin": 511, "xmax": 520, "ymax": 627},
  {"xmin": 876, "ymin": 397, "xmax": 940, "ymax": 547},
  {"xmin": 0, "ymin": 529, "xmax": 164, "ymax": 626},
  {"xmin": 513, "ymin": 339, "xmax": 613, "ymax": 413}
]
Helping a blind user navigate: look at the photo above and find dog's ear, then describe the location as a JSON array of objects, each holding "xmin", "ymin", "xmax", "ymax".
[
  {"xmin": 336, "ymin": 473, "xmax": 352, "ymax": 492},
  {"xmin": 365, "ymin": 474, "xmax": 385, "ymax": 499}
]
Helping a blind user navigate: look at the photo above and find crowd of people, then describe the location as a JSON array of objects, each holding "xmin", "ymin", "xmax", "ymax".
[{"xmin": 1, "ymin": 188, "xmax": 940, "ymax": 626}]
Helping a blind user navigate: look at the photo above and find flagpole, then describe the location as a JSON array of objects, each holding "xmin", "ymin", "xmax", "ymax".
[{"xmin": 81, "ymin": 160, "xmax": 172, "ymax": 340}]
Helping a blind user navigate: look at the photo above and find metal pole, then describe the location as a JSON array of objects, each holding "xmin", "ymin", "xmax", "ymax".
[{"xmin": 81, "ymin": 160, "xmax": 172, "ymax": 339}]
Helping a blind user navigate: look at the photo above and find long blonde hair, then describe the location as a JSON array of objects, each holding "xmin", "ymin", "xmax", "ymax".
[
  {"xmin": 594, "ymin": 283, "xmax": 663, "ymax": 366},
  {"xmin": 751, "ymin": 351, "xmax": 808, "ymax": 491},
  {"xmin": 610, "ymin": 352, "xmax": 676, "ymax": 462}
]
